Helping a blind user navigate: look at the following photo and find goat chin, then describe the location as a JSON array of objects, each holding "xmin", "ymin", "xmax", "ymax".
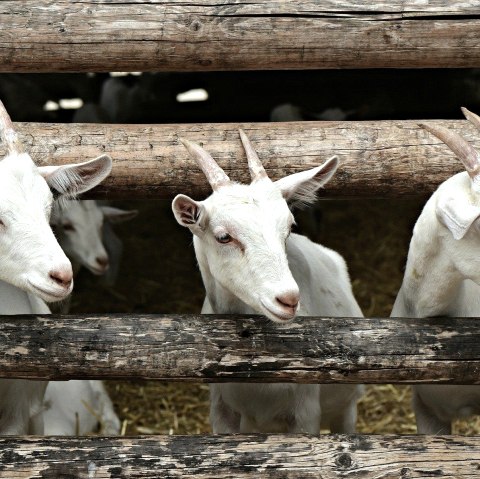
[{"xmin": 26, "ymin": 279, "xmax": 72, "ymax": 303}]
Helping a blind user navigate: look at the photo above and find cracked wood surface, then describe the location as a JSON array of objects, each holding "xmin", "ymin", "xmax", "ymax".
[
  {"xmin": 1, "ymin": 314, "xmax": 480, "ymax": 383},
  {"xmin": 1, "ymin": 1, "xmax": 480, "ymax": 71},
  {"xmin": 1, "ymin": 119, "xmax": 476, "ymax": 199},
  {"xmin": 0, "ymin": 434, "xmax": 479, "ymax": 478}
]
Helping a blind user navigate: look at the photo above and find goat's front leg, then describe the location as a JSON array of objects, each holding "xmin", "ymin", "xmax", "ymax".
[
  {"xmin": 326, "ymin": 404, "xmax": 357, "ymax": 433},
  {"xmin": 412, "ymin": 389, "xmax": 451, "ymax": 435},
  {"xmin": 288, "ymin": 408, "xmax": 321, "ymax": 434},
  {"xmin": 289, "ymin": 395, "xmax": 321, "ymax": 434},
  {"xmin": 209, "ymin": 386, "xmax": 241, "ymax": 433},
  {"xmin": 28, "ymin": 410, "xmax": 44, "ymax": 435}
]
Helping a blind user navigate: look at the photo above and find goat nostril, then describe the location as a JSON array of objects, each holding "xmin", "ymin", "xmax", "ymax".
[
  {"xmin": 96, "ymin": 257, "xmax": 109, "ymax": 268},
  {"xmin": 49, "ymin": 270, "xmax": 73, "ymax": 288},
  {"xmin": 276, "ymin": 293, "xmax": 299, "ymax": 309}
]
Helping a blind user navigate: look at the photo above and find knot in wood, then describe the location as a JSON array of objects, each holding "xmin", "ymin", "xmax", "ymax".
[
  {"xmin": 335, "ymin": 452, "xmax": 353, "ymax": 469},
  {"xmin": 240, "ymin": 329, "xmax": 252, "ymax": 339},
  {"xmin": 191, "ymin": 20, "xmax": 201, "ymax": 32}
]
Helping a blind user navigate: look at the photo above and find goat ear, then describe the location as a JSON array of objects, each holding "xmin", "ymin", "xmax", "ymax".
[
  {"xmin": 38, "ymin": 154, "xmax": 112, "ymax": 198},
  {"xmin": 172, "ymin": 194, "xmax": 205, "ymax": 231},
  {"xmin": 275, "ymin": 156, "xmax": 339, "ymax": 205},
  {"xmin": 436, "ymin": 195, "xmax": 480, "ymax": 240},
  {"xmin": 100, "ymin": 206, "xmax": 138, "ymax": 224}
]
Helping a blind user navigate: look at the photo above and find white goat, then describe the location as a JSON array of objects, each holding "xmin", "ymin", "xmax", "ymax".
[
  {"xmin": 172, "ymin": 131, "xmax": 364, "ymax": 433},
  {"xmin": 392, "ymin": 107, "xmax": 480, "ymax": 434},
  {"xmin": 46, "ymin": 200, "xmax": 135, "ymax": 435},
  {"xmin": 51, "ymin": 200, "xmax": 137, "ymax": 277},
  {"xmin": 43, "ymin": 380, "xmax": 120, "ymax": 435},
  {"xmin": 0, "ymin": 99, "xmax": 112, "ymax": 434}
]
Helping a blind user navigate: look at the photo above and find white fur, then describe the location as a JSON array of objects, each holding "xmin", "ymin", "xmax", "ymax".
[
  {"xmin": 173, "ymin": 150, "xmax": 364, "ymax": 434},
  {"xmin": 392, "ymin": 171, "xmax": 480, "ymax": 434},
  {"xmin": 0, "ymin": 151, "xmax": 112, "ymax": 303},
  {"xmin": 43, "ymin": 380, "xmax": 120, "ymax": 436},
  {"xmin": 0, "ymin": 129, "xmax": 112, "ymax": 434},
  {"xmin": 0, "ymin": 281, "xmax": 49, "ymax": 434}
]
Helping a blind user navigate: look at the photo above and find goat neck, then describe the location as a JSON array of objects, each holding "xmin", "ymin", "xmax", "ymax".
[{"xmin": 393, "ymin": 193, "xmax": 463, "ymax": 318}]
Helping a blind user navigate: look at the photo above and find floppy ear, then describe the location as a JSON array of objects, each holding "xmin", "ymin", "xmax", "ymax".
[
  {"xmin": 100, "ymin": 206, "xmax": 138, "ymax": 224},
  {"xmin": 38, "ymin": 154, "xmax": 112, "ymax": 198},
  {"xmin": 172, "ymin": 194, "xmax": 206, "ymax": 233},
  {"xmin": 436, "ymin": 195, "xmax": 480, "ymax": 240},
  {"xmin": 275, "ymin": 156, "xmax": 339, "ymax": 206}
]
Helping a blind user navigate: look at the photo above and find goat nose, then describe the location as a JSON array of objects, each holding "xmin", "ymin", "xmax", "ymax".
[
  {"xmin": 49, "ymin": 268, "xmax": 73, "ymax": 288},
  {"xmin": 96, "ymin": 256, "xmax": 109, "ymax": 268},
  {"xmin": 276, "ymin": 292, "xmax": 300, "ymax": 309}
]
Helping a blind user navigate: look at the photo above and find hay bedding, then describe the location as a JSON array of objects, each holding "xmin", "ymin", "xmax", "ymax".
[{"xmin": 71, "ymin": 198, "xmax": 480, "ymax": 436}]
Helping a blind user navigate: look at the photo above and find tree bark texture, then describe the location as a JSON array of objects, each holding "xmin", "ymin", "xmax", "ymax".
[
  {"xmin": 0, "ymin": 314, "xmax": 479, "ymax": 384},
  {"xmin": 0, "ymin": 434, "xmax": 479, "ymax": 478},
  {"xmin": 1, "ymin": 119, "xmax": 477, "ymax": 199},
  {"xmin": 1, "ymin": 1, "xmax": 480, "ymax": 71}
]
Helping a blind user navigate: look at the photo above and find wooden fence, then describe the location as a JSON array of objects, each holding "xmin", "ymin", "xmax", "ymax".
[
  {"xmin": 1, "ymin": 1, "xmax": 480, "ymax": 71},
  {"xmin": 1, "ymin": 435, "xmax": 479, "ymax": 478},
  {"xmin": 1, "ymin": 314, "xmax": 480, "ymax": 384},
  {"xmin": 1, "ymin": 119, "xmax": 478, "ymax": 199},
  {"xmin": 2, "ymin": 1, "xmax": 480, "ymax": 478}
]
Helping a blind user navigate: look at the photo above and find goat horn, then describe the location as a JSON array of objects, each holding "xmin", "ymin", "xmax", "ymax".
[
  {"xmin": 0, "ymin": 99, "xmax": 23, "ymax": 155},
  {"xmin": 239, "ymin": 129, "xmax": 269, "ymax": 183},
  {"xmin": 461, "ymin": 107, "xmax": 480, "ymax": 132},
  {"xmin": 419, "ymin": 122, "xmax": 480, "ymax": 180},
  {"xmin": 180, "ymin": 138, "xmax": 230, "ymax": 191}
]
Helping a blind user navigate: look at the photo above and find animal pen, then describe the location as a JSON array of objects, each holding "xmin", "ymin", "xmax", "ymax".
[{"xmin": 2, "ymin": 0, "xmax": 480, "ymax": 477}]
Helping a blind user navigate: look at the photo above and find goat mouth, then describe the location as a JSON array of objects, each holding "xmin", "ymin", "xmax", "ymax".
[
  {"xmin": 27, "ymin": 281, "xmax": 71, "ymax": 301},
  {"xmin": 260, "ymin": 299, "xmax": 296, "ymax": 322},
  {"xmin": 87, "ymin": 266, "xmax": 107, "ymax": 276}
]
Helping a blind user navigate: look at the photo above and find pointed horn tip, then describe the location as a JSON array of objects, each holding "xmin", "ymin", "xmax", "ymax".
[
  {"xmin": 179, "ymin": 137, "xmax": 203, "ymax": 154},
  {"xmin": 178, "ymin": 138, "xmax": 191, "ymax": 148},
  {"xmin": 461, "ymin": 106, "xmax": 480, "ymax": 123},
  {"xmin": 418, "ymin": 123, "xmax": 441, "ymax": 136},
  {"xmin": 238, "ymin": 129, "xmax": 249, "ymax": 143}
]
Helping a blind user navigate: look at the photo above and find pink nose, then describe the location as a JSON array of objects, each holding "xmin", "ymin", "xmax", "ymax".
[
  {"xmin": 276, "ymin": 292, "xmax": 300, "ymax": 310},
  {"xmin": 96, "ymin": 256, "xmax": 109, "ymax": 269},
  {"xmin": 49, "ymin": 268, "xmax": 73, "ymax": 288}
]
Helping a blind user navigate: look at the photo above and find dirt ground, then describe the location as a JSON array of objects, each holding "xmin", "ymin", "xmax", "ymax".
[{"xmin": 66, "ymin": 197, "xmax": 480, "ymax": 436}]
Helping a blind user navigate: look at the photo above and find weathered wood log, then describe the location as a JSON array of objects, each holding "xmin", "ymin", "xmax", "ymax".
[
  {"xmin": 0, "ymin": 434, "xmax": 479, "ymax": 478},
  {"xmin": 1, "ymin": 314, "xmax": 480, "ymax": 383},
  {"xmin": 2, "ymin": 1, "xmax": 480, "ymax": 72},
  {"xmin": 3, "ymin": 119, "xmax": 478, "ymax": 199}
]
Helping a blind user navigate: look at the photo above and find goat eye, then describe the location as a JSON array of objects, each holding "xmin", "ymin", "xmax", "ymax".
[
  {"xmin": 63, "ymin": 223, "xmax": 75, "ymax": 232},
  {"xmin": 0, "ymin": 219, "xmax": 4, "ymax": 227},
  {"xmin": 215, "ymin": 233, "xmax": 232, "ymax": 244}
]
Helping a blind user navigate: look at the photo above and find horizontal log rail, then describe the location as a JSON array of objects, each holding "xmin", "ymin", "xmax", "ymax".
[
  {"xmin": 0, "ymin": 434, "xmax": 478, "ymax": 478},
  {"xmin": 1, "ymin": 314, "xmax": 480, "ymax": 384},
  {"xmin": 2, "ymin": 119, "xmax": 477, "ymax": 199},
  {"xmin": 1, "ymin": 1, "xmax": 480, "ymax": 71}
]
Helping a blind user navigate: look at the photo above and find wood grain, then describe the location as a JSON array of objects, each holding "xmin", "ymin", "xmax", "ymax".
[
  {"xmin": 1, "ymin": 314, "xmax": 480, "ymax": 384},
  {"xmin": 1, "ymin": 1, "xmax": 480, "ymax": 72},
  {"xmin": 0, "ymin": 434, "xmax": 479, "ymax": 478},
  {"xmin": 2, "ymin": 119, "xmax": 478, "ymax": 199}
]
